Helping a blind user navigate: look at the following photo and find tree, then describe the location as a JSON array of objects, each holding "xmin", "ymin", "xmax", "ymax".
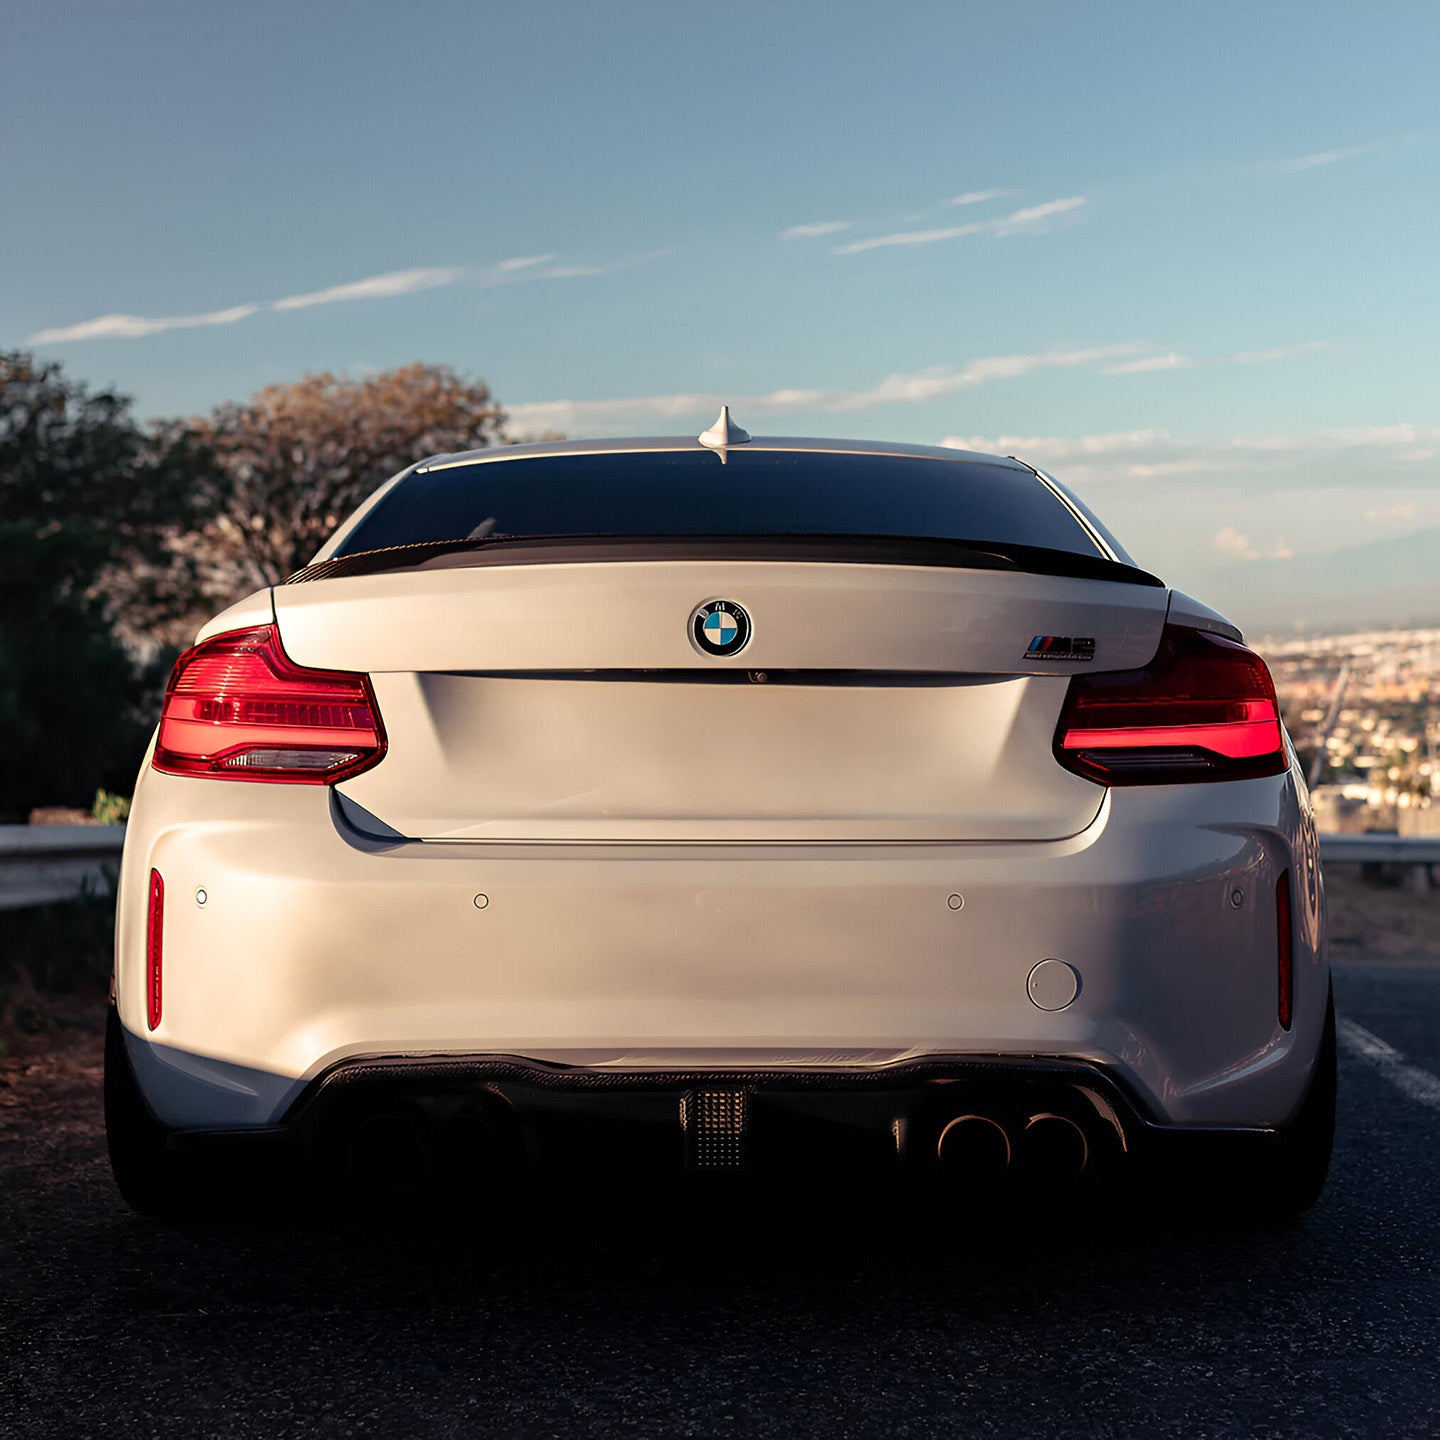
[
  {"xmin": 163, "ymin": 364, "xmax": 505, "ymax": 604},
  {"xmin": 0, "ymin": 357, "xmax": 509, "ymax": 816},
  {"xmin": 0, "ymin": 352, "xmax": 202, "ymax": 819}
]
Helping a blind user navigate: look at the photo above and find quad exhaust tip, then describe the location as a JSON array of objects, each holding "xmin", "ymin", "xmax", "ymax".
[
  {"xmin": 1021, "ymin": 1112, "xmax": 1090, "ymax": 1181},
  {"xmin": 936, "ymin": 1111, "xmax": 1092, "ymax": 1184},
  {"xmin": 936, "ymin": 1114, "xmax": 1012, "ymax": 1175}
]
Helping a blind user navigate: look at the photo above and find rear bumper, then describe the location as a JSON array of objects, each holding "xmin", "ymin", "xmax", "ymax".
[
  {"xmin": 115, "ymin": 764, "xmax": 1327, "ymax": 1134},
  {"xmin": 163, "ymin": 1047, "xmax": 1286, "ymax": 1189}
]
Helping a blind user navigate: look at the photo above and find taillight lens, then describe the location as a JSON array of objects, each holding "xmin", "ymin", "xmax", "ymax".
[
  {"xmin": 1054, "ymin": 624, "xmax": 1286, "ymax": 785},
  {"xmin": 153, "ymin": 625, "xmax": 386, "ymax": 784}
]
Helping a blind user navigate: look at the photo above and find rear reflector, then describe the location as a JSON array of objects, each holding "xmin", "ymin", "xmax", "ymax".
[
  {"xmin": 1276, "ymin": 870, "xmax": 1294, "ymax": 1031},
  {"xmin": 1054, "ymin": 624, "xmax": 1287, "ymax": 785},
  {"xmin": 153, "ymin": 625, "xmax": 386, "ymax": 784},
  {"xmin": 146, "ymin": 869, "xmax": 164, "ymax": 1031}
]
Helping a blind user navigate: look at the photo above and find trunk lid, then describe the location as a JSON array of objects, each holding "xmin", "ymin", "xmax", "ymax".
[{"xmin": 272, "ymin": 561, "xmax": 1168, "ymax": 842}]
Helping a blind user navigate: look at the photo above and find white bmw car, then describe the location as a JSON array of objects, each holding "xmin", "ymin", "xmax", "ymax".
[{"xmin": 106, "ymin": 410, "xmax": 1333, "ymax": 1219}]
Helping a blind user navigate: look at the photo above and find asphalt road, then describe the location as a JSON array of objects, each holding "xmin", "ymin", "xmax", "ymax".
[{"xmin": 3, "ymin": 961, "xmax": 1439, "ymax": 1440}]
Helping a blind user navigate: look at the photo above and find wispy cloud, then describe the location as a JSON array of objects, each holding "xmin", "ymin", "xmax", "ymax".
[
  {"xmin": 1232, "ymin": 422, "xmax": 1439, "ymax": 454},
  {"xmin": 1103, "ymin": 340, "xmax": 1330, "ymax": 375},
  {"xmin": 1272, "ymin": 143, "xmax": 1374, "ymax": 172},
  {"xmin": 28, "ymin": 266, "xmax": 464, "ymax": 342},
  {"xmin": 779, "ymin": 221, "xmax": 853, "ymax": 240},
  {"xmin": 1231, "ymin": 340, "xmax": 1332, "ymax": 364},
  {"xmin": 26, "ymin": 303, "xmax": 260, "ymax": 344},
  {"xmin": 947, "ymin": 189, "xmax": 1011, "ymax": 207},
  {"xmin": 478, "ymin": 250, "xmax": 651, "ymax": 287},
  {"xmin": 1210, "ymin": 525, "xmax": 1294, "ymax": 561},
  {"xmin": 26, "ymin": 249, "xmax": 637, "ymax": 344},
  {"xmin": 834, "ymin": 196, "xmax": 1086, "ymax": 254},
  {"xmin": 1364, "ymin": 502, "xmax": 1420, "ymax": 522},
  {"xmin": 1258, "ymin": 136, "xmax": 1419, "ymax": 172},
  {"xmin": 865, "ymin": 344, "xmax": 1144, "ymax": 401},
  {"xmin": 940, "ymin": 423, "xmax": 1440, "ymax": 492},
  {"xmin": 834, "ymin": 221, "xmax": 989, "ymax": 254},
  {"xmin": 940, "ymin": 429, "xmax": 1248, "ymax": 482},
  {"xmin": 505, "ymin": 343, "xmax": 1147, "ymax": 435},
  {"xmin": 271, "ymin": 267, "xmax": 461, "ymax": 311},
  {"xmin": 491, "ymin": 254, "xmax": 555, "ymax": 273},
  {"xmin": 1106, "ymin": 352, "xmax": 1193, "ymax": 375},
  {"xmin": 943, "ymin": 429, "xmax": 1178, "ymax": 462},
  {"xmin": 991, "ymin": 197, "xmax": 1086, "ymax": 234}
]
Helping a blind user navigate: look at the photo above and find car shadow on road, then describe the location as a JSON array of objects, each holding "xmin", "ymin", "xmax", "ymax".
[{"xmin": 76, "ymin": 1166, "xmax": 1342, "ymax": 1320}]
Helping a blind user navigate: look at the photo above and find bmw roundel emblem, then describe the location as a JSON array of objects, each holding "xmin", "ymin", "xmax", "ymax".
[{"xmin": 691, "ymin": 599, "xmax": 751, "ymax": 657}]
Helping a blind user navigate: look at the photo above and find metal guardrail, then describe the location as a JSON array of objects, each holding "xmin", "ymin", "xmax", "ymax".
[
  {"xmin": 1317, "ymin": 833, "xmax": 1440, "ymax": 865},
  {"xmin": 0, "ymin": 823, "xmax": 1433, "ymax": 912},
  {"xmin": 0, "ymin": 824, "xmax": 125, "ymax": 911}
]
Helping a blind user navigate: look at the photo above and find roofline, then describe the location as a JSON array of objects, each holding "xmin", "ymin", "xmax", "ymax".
[{"xmin": 416, "ymin": 435, "xmax": 1025, "ymax": 473}]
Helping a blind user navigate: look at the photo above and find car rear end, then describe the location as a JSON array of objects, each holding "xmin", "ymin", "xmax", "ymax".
[{"xmin": 109, "ymin": 438, "xmax": 1328, "ymax": 1208}]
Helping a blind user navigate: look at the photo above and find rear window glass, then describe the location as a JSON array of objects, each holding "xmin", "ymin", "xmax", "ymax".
[{"xmin": 336, "ymin": 449, "xmax": 1102, "ymax": 558}]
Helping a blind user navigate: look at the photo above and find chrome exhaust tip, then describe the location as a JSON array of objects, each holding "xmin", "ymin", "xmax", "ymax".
[
  {"xmin": 936, "ymin": 1114, "xmax": 1013, "ymax": 1176},
  {"xmin": 1020, "ymin": 1112, "xmax": 1090, "ymax": 1181}
]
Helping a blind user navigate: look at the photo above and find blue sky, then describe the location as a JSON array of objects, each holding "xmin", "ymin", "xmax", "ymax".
[{"xmin": 5, "ymin": 0, "xmax": 1438, "ymax": 625}]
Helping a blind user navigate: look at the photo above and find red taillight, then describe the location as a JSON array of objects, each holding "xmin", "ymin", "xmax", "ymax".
[
  {"xmin": 1054, "ymin": 624, "xmax": 1286, "ymax": 785},
  {"xmin": 153, "ymin": 625, "xmax": 386, "ymax": 784},
  {"xmin": 146, "ymin": 868, "xmax": 164, "ymax": 1031},
  {"xmin": 1276, "ymin": 870, "xmax": 1294, "ymax": 1031}
]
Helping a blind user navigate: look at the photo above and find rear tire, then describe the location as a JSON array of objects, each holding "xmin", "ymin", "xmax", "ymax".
[
  {"xmin": 104, "ymin": 1004, "xmax": 205, "ymax": 1220},
  {"xmin": 1259, "ymin": 984, "xmax": 1337, "ymax": 1220}
]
